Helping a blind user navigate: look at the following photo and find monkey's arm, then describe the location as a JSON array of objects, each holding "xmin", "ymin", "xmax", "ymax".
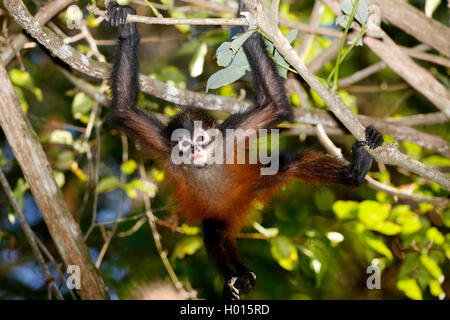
[
  {"xmin": 108, "ymin": 2, "xmax": 169, "ymax": 157},
  {"xmin": 220, "ymin": 3, "xmax": 293, "ymax": 133},
  {"xmin": 268, "ymin": 127, "xmax": 384, "ymax": 186}
]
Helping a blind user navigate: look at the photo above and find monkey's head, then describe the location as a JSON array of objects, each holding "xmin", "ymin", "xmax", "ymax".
[{"xmin": 166, "ymin": 107, "xmax": 218, "ymax": 168}]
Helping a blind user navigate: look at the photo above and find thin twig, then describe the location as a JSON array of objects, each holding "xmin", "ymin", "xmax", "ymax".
[
  {"xmin": 138, "ymin": 159, "xmax": 197, "ymax": 300},
  {"xmin": 0, "ymin": 169, "xmax": 64, "ymax": 299},
  {"xmin": 95, "ymin": 134, "xmax": 128, "ymax": 268}
]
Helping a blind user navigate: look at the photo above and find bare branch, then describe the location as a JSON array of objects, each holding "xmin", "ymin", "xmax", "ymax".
[
  {"xmin": 386, "ymin": 112, "xmax": 448, "ymax": 127},
  {"xmin": 1, "ymin": 0, "xmax": 76, "ymax": 65},
  {"xmin": 88, "ymin": 5, "xmax": 248, "ymax": 26},
  {"xmin": 339, "ymin": 61, "xmax": 387, "ymax": 88},
  {"xmin": 370, "ymin": 0, "xmax": 450, "ymax": 57},
  {"xmin": 364, "ymin": 33, "xmax": 450, "ymax": 118},
  {"xmin": 298, "ymin": 1, "xmax": 324, "ymax": 61}
]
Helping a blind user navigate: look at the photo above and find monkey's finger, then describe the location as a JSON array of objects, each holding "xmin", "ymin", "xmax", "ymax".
[
  {"xmin": 365, "ymin": 125, "xmax": 374, "ymax": 141},
  {"xmin": 368, "ymin": 128, "xmax": 378, "ymax": 149},
  {"xmin": 119, "ymin": 10, "xmax": 127, "ymax": 25},
  {"xmin": 375, "ymin": 134, "xmax": 384, "ymax": 148},
  {"xmin": 110, "ymin": 8, "xmax": 118, "ymax": 27}
]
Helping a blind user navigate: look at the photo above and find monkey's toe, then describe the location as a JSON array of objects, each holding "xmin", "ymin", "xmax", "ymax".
[
  {"xmin": 223, "ymin": 277, "xmax": 240, "ymax": 300},
  {"xmin": 107, "ymin": 3, "xmax": 136, "ymax": 27},
  {"xmin": 223, "ymin": 272, "xmax": 256, "ymax": 300},
  {"xmin": 235, "ymin": 271, "xmax": 256, "ymax": 295},
  {"xmin": 365, "ymin": 126, "xmax": 383, "ymax": 149}
]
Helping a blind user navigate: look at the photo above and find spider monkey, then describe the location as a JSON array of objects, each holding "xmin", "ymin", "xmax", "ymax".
[{"xmin": 107, "ymin": 1, "xmax": 384, "ymax": 300}]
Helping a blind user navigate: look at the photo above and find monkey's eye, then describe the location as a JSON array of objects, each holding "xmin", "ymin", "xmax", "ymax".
[
  {"xmin": 194, "ymin": 129, "xmax": 210, "ymax": 146},
  {"xmin": 178, "ymin": 136, "xmax": 192, "ymax": 152}
]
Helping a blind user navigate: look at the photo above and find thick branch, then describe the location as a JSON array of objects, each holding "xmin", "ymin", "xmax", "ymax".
[
  {"xmin": 0, "ymin": 62, "xmax": 109, "ymax": 300},
  {"xmin": 243, "ymin": 0, "xmax": 450, "ymax": 190},
  {"xmin": 369, "ymin": 0, "xmax": 450, "ymax": 58},
  {"xmin": 363, "ymin": 34, "xmax": 450, "ymax": 118}
]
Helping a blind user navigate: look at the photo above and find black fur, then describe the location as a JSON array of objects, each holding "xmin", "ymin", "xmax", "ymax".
[{"xmin": 107, "ymin": 0, "xmax": 383, "ymax": 300}]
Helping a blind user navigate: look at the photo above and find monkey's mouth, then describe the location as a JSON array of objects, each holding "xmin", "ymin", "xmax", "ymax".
[{"xmin": 191, "ymin": 153, "xmax": 207, "ymax": 168}]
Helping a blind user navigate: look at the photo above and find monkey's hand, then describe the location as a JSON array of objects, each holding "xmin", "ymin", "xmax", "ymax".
[
  {"xmin": 223, "ymin": 271, "xmax": 256, "ymax": 300},
  {"xmin": 364, "ymin": 125, "xmax": 384, "ymax": 150},
  {"xmin": 348, "ymin": 126, "xmax": 383, "ymax": 185},
  {"xmin": 107, "ymin": 1, "xmax": 137, "ymax": 38}
]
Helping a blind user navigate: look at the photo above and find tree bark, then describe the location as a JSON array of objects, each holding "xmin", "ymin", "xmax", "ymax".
[{"xmin": 0, "ymin": 63, "xmax": 109, "ymax": 300}]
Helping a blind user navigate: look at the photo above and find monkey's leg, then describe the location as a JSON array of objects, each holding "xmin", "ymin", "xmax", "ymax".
[{"xmin": 202, "ymin": 219, "xmax": 256, "ymax": 300}]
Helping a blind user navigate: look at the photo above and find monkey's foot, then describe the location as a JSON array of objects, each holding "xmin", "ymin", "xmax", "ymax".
[
  {"xmin": 107, "ymin": 1, "xmax": 137, "ymax": 37},
  {"xmin": 365, "ymin": 126, "xmax": 383, "ymax": 149},
  {"xmin": 223, "ymin": 272, "xmax": 256, "ymax": 300}
]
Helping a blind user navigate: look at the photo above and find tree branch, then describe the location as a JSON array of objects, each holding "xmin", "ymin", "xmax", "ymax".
[
  {"xmin": 1, "ymin": 0, "xmax": 76, "ymax": 66},
  {"xmin": 369, "ymin": 0, "xmax": 450, "ymax": 58},
  {"xmin": 0, "ymin": 61, "xmax": 109, "ymax": 299},
  {"xmin": 243, "ymin": 0, "xmax": 450, "ymax": 190},
  {"xmin": 4, "ymin": 0, "xmax": 247, "ymax": 113},
  {"xmin": 315, "ymin": 124, "xmax": 449, "ymax": 208}
]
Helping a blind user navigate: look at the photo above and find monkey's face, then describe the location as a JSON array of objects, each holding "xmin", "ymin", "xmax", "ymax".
[{"xmin": 177, "ymin": 128, "xmax": 214, "ymax": 168}]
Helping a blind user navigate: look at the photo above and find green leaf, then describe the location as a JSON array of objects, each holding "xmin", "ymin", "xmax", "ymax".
[
  {"xmin": 270, "ymin": 237, "xmax": 298, "ymax": 271},
  {"xmin": 341, "ymin": 0, "xmax": 369, "ymax": 25},
  {"xmin": 172, "ymin": 236, "xmax": 203, "ymax": 259},
  {"xmin": 397, "ymin": 279, "xmax": 423, "ymax": 300},
  {"xmin": 332, "ymin": 200, "xmax": 359, "ymax": 220},
  {"xmin": 97, "ymin": 176, "xmax": 121, "ymax": 193},
  {"xmin": 372, "ymin": 221, "xmax": 402, "ymax": 236},
  {"xmin": 363, "ymin": 231, "xmax": 393, "ymax": 260},
  {"xmin": 55, "ymin": 150, "xmax": 75, "ymax": 171},
  {"xmin": 428, "ymin": 279, "xmax": 445, "ymax": 299},
  {"xmin": 392, "ymin": 205, "xmax": 422, "ymax": 235},
  {"xmin": 53, "ymin": 171, "xmax": 65, "ymax": 188},
  {"xmin": 181, "ymin": 224, "xmax": 200, "ymax": 236},
  {"xmin": 48, "ymin": 130, "xmax": 73, "ymax": 145},
  {"xmin": 335, "ymin": 15, "xmax": 351, "ymax": 29},
  {"xmin": 206, "ymin": 50, "xmax": 250, "ymax": 91},
  {"xmin": 72, "ymin": 92, "xmax": 94, "ymax": 121},
  {"xmin": 420, "ymin": 255, "xmax": 443, "ymax": 280},
  {"xmin": 358, "ymin": 200, "xmax": 390, "ymax": 227},
  {"xmin": 13, "ymin": 86, "xmax": 29, "ymax": 113},
  {"xmin": 230, "ymin": 30, "xmax": 257, "ymax": 54},
  {"xmin": 121, "ymin": 160, "xmax": 138, "ymax": 175},
  {"xmin": 189, "ymin": 42, "xmax": 208, "ymax": 78},
  {"xmin": 125, "ymin": 178, "xmax": 156, "ymax": 199},
  {"xmin": 9, "ymin": 69, "xmax": 43, "ymax": 102},
  {"xmin": 426, "ymin": 227, "xmax": 444, "ymax": 245},
  {"xmin": 215, "ymin": 42, "xmax": 234, "ymax": 67},
  {"xmin": 443, "ymin": 209, "xmax": 450, "ymax": 228}
]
